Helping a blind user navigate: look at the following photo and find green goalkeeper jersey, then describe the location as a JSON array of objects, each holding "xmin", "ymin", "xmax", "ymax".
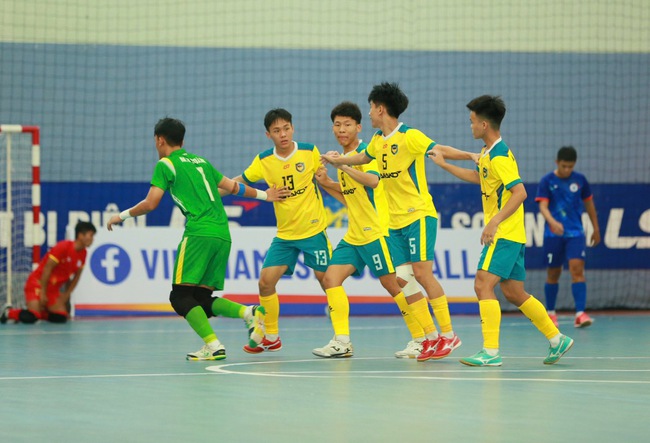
[{"xmin": 150, "ymin": 148, "xmax": 231, "ymax": 241}]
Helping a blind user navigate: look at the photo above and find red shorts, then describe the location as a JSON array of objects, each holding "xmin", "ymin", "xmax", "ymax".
[{"xmin": 24, "ymin": 277, "xmax": 62, "ymax": 307}]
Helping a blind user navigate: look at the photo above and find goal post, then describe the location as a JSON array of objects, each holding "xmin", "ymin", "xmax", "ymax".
[{"xmin": 0, "ymin": 125, "xmax": 41, "ymax": 308}]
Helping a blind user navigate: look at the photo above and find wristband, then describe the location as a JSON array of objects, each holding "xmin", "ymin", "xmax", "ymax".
[
  {"xmin": 119, "ymin": 210, "xmax": 132, "ymax": 221},
  {"xmin": 236, "ymin": 183, "xmax": 246, "ymax": 197},
  {"xmin": 255, "ymin": 189, "xmax": 268, "ymax": 201}
]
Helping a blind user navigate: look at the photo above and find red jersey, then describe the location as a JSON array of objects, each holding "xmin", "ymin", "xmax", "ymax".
[{"xmin": 30, "ymin": 240, "xmax": 87, "ymax": 289}]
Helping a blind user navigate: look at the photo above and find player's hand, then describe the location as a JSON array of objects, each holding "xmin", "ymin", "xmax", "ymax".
[
  {"xmin": 481, "ymin": 220, "xmax": 499, "ymax": 245},
  {"xmin": 549, "ymin": 220, "xmax": 564, "ymax": 236},
  {"xmin": 106, "ymin": 214, "xmax": 123, "ymax": 231},
  {"xmin": 314, "ymin": 167, "xmax": 331, "ymax": 183},
  {"xmin": 590, "ymin": 229, "xmax": 601, "ymax": 246},
  {"xmin": 265, "ymin": 184, "xmax": 290, "ymax": 201},
  {"xmin": 470, "ymin": 152, "xmax": 480, "ymax": 165},
  {"xmin": 320, "ymin": 152, "xmax": 341, "ymax": 166},
  {"xmin": 427, "ymin": 147, "xmax": 446, "ymax": 166}
]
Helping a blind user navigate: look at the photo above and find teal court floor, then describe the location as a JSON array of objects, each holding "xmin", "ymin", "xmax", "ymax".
[{"xmin": 1, "ymin": 312, "xmax": 649, "ymax": 443}]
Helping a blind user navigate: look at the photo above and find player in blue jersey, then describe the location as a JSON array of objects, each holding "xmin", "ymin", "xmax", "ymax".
[{"xmin": 535, "ymin": 146, "xmax": 601, "ymax": 328}]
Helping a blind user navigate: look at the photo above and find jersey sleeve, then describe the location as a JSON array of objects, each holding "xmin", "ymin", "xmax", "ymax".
[
  {"xmin": 242, "ymin": 155, "xmax": 264, "ymax": 184},
  {"xmin": 312, "ymin": 146, "xmax": 321, "ymax": 174},
  {"xmin": 581, "ymin": 175, "xmax": 593, "ymax": 200},
  {"xmin": 535, "ymin": 174, "xmax": 551, "ymax": 201},
  {"xmin": 361, "ymin": 158, "xmax": 380, "ymax": 177},
  {"xmin": 47, "ymin": 241, "xmax": 69, "ymax": 264},
  {"xmin": 491, "ymin": 154, "xmax": 522, "ymax": 190},
  {"xmin": 150, "ymin": 158, "xmax": 175, "ymax": 191},
  {"xmin": 406, "ymin": 129, "xmax": 436, "ymax": 156},
  {"xmin": 365, "ymin": 137, "xmax": 378, "ymax": 160}
]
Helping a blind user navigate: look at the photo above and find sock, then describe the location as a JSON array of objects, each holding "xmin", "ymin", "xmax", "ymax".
[
  {"xmin": 260, "ymin": 292, "xmax": 280, "ymax": 336},
  {"xmin": 429, "ymin": 295, "xmax": 453, "ymax": 336},
  {"xmin": 185, "ymin": 306, "xmax": 217, "ymax": 343},
  {"xmin": 572, "ymin": 282, "xmax": 587, "ymax": 313},
  {"xmin": 410, "ymin": 297, "xmax": 437, "ymax": 338},
  {"xmin": 393, "ymin": 292, "xmax": 425, "ymax": 340},
  {"xmin": 7, "ymin": 308, "xmax": 20, "ymax": 321},
  {"xmin": 519, "ymin": 295, "xmax": 559, "ymax": 340},
  {"xmin": 479, "ymin": 299, "xmax": 501, "ymax": 350},
  {"xmin": 211, "ymin": 297, "xmax": 245, "ymax": 318},
  {"xmin": 326, "ymin": 286, "xmax": 350, "ymax": 337},
  {"xmin": 544, "ymin": 283, "xmax": 559, "ymax": 311}
]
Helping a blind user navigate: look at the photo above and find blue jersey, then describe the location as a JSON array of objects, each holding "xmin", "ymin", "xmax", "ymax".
[{"xmin": 535, "ymin": 171, "xmax": 593, "ymax": 238}]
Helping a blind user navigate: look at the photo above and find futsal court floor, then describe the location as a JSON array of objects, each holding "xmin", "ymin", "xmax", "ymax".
[{"xmin": 1, "ymin": 311, "xmax": 648, "ymax": 443}]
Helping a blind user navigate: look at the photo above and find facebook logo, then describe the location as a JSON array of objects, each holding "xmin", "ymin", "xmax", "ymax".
[{"xmin": 90, "ymin": 244, "xmax": 131, "ymax": 285}]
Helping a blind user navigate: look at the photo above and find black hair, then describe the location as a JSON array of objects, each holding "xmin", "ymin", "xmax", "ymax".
[
  {"xmin": 367, "ymin": 82, "xmax": 409, "ymax": 118},
  {"xmin": 557, "ymin": 146, "xmax": 578, "ymax": 162},
  {"xmin": 264, "ymin": 108, "xmax": 293, "ymax": 131},
  {"xmin": 330, "ymin": 101, "xmax": 362, "ymax": 124},
  {"xmin": 466, "ymin": 95, "xmax": 506, "ymax": 130},
  {"xmin": 75, "ymin": 221, "xmax": 97, "ymax": 237},
  {"xmin": 154, "ymin": 118, "xmax": 185, "ymax": 147}
]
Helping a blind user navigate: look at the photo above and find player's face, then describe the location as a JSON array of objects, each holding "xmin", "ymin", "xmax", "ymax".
[
  {"xmin": 368, "ymin": 101, "xmax": 381, "ymax": 128},
  {"xmin": 266, "ymin": 119, "xmax": 294, "ymax": 151},
  {"xmin": 332, "ymin": 116, "xmax": 361, "ymax": 150},
  {"xmin": 556, "ymin": 160, "xmax": 576, "ymax": 179},
  {"xmin": 79, "ymin": 231, "xmax": 95, "ymax": 248},
  {"xmin": 469, "ymin": 111, "xmax": 487, "ymax": 140}
]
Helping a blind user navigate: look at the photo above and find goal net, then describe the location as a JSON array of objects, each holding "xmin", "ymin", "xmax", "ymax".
[{"xmin": 0, "ymin": 126, "xmax": 40, "ymax": 308}]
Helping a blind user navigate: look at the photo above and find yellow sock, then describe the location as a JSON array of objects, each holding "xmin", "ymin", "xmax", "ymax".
[
  {"xmin": 519, "ymin": 295, "xmax": 559, "ymax": 340},
  {"xmin": 326, "ymin": 286, "xmax": 350, "ymax": 336},
  {"xmin": 429, "ymin": 295, "xmax": 453, "ymax": 334},
  {"xmin": 260, "ymin": 292, "xmax": 280, "ymax": 335},
  {"xmin": 479, "ymin": 299, "xmax": 501, "ymax": 349},
  {"xmin": 393, "ymin": 292, "xmax": 425, "ymax": 340},
  {"xmin": 410, "ymin": 297, "xmax": 437, "ymax": 337}
]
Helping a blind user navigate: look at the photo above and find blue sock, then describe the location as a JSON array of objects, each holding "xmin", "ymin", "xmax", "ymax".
[
  {"xmin": 544, "ymin": 283, "xmax": 559, "ymax": 311},
  {"xmin": 572, "ymin": 282, "xmax": 587, "ymax": 312}
]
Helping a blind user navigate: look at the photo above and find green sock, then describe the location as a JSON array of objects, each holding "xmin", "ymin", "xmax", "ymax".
[
  {"xmin": 185, "ymin": 306, "xmax": 216, "ymax": 341},
  {"xmin": 211, "ymin": 297, "xmax": 245, "ymax": 318}
]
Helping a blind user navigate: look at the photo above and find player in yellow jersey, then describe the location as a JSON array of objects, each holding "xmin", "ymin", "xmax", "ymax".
[
  {"xmin": 321, "ymin": 83, "xmax": 466, "ymax": 362},
  {"xmin": 312, "ymin": 101, "xmax": 430, "ymax": 358},
  {"xmin": 428, "ymin": 95, "xmax": 574, "ymax": 366},
  {"xmin": 228, "ymin": 109, "xmax": 334, "ymax": 353}
]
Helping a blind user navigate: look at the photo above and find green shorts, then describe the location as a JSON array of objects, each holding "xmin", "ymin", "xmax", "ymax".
[
  {"xmin": 387, "ymin": 216, "xmax": 437, "ymax": 266},
  {"xmin": 173, "ymin": 235, "xmax": 231, "ymax": 290},
  {"xmin": 263, "ymin": 231, "xmax": 332, "ymax": 276},
  {"xmin": 477, "ymin": 238, "xmax": 526, "ymax": 281},
  {"xmin": 330, "ymin": 237, "xmax": 395, "ymax": 277}
]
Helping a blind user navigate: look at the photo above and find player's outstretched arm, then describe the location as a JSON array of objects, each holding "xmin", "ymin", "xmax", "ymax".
[
  {"xmin": 107, "ymin": 186, "xmax": 165, "ymax": 231},
  {"xmin": 428, "ymin": 147, "xmax": 480, "ymax": 184},
  {"xmin": 321, "ymin": 151, "xmax": 370, "ymax": 167},
  {"xmin": 219, "ymin": 175, "xmax": 245, "ymax": 197},
  {"xmin": 338, "ymin": 165, "xmax": 379, "ymax": 188},
  {"xmin": 218, "ymin": 176, "xmax": 290, "ymax": 202},
  {"xmin": 433, "ymin": 144, "xmax": 479, "ymax": 163}
]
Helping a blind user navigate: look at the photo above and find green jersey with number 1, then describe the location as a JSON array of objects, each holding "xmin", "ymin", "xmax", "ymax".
[{"xmin": 150, "ymin": 148, "xmax": 231, "ymax": 240}]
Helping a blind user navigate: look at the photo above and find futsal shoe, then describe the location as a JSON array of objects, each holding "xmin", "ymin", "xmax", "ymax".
[
  {"xmin": 417, "ymin": 334, "xmax": 462, "ymax": 362},
  {"xmin": 0, "ymin": 305, "xmax": 10, "ymax": 324},
  {"xmin": 394, "ymin": 339, "xmax": 424, "ymax": 359},
  {"xmin": 549, "ymin": 313, "xmax": 559, "ymax": 328},
  {"xmin": 459, "ymin": 349, "xmax": 503, "ymax": 367},
  {"xmin": 186, "ymin": 342, "xmax": 226, "ymax": 361},
  {"xmin": 544, "ymin": 334, "xmax": 574, "ymax": 365},
  {"xmin": 243, "ymin": 305, "xmax": 266, "ymax": 348},
  {"xmin": 574, "ymin": 312, "xmax": 593, "ymax": 328},
  {"xmin": 312, "ymin": 338, "xmax": 354, "ymax": 358},
  {"xmin": 243, "ymin": 336, "xmax": 282, "ymax": 354}
]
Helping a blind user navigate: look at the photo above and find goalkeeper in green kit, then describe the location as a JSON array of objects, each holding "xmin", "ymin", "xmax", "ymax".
[{"xmin": 107, "ymin": 117, "xmax": 289, "ymax": 360}]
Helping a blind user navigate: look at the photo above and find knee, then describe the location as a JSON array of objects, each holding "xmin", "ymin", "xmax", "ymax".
[
  {"xmin": 258, "ymin": 276, "xmax": 278, "ymax": 295},
  {"xmin": 169, "ymin": 285, "xmax": 199, "ymax": 317}
]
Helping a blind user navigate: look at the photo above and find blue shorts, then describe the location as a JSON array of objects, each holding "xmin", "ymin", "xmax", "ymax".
[
  {"xmin": 387, "ymin": 216, "xmax": 437, "ymax": 267},
  {"xmin": 330, "ymin": 237, "xmax": 395, "ymax": 277},
  {"xmin": 543, "ymin": 235, "xmax": 586, "ymax": 267},
  {"xmin": 262, "ymin": 231, "xmax": 332, "ymax": 276},
  {"xmin": 477, "ymin": 238, "xmax": 526, "ymax": 281}
]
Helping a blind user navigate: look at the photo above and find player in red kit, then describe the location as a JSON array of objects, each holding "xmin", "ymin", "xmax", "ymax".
[{"xmin": 1, "ymin": 221, "xmax": 96, "ymax": 324}]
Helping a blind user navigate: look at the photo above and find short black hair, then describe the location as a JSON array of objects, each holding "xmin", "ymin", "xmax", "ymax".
[
  {"xmin": 75, "ymin": 221, "xmax": 96, "ymax": 237},
  {"xmin": 557, "ymin": 146, "xmax": 578, "ymax": 162},
  {"xmin": 264, "ymin": 108, "xmax": 292, "ymax": 131},
  {"xmin": 330, "ymin": 101, "xmax": 362, "ymax": 124},
  {"xmin": 466, "ymin": 95, "xmax": 506, "ymax": 130},
  {"xmin": 154, "ymin": 118, "xmax": 185, "ymax": 146},
  {"xmin": 367, "ymin": 82, "xmax": 409, "ymax": 118}
]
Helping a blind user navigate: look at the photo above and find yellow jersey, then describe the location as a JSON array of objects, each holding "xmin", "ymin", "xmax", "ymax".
[
  {"xmin": 365, "ymin": 123, "xmax": 437, "ymax": 229},
  {"xmin": 242, "ymin": 142, "xmax": 328, "ymax": 240},
  {"xmin": 478, "ymin": 138, "xmax": 526, "ymax": 244},
  {"xmin": 339, "ymin": 142, "xmax": 389, "ymax": 245}
]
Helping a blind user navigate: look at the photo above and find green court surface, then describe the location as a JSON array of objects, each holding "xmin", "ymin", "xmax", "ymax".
[{"xmin": 1, "ymin": 312, "xmax": 649, "ymax": 443}]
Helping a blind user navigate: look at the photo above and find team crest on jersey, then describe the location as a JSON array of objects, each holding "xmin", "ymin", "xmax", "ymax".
[
  {"xmin": 483, "ymin": 167, "xmax": 488, "ymax": 178},
  {"xmin": 570, "ymin": 183, "xmax": 579, "ymax": 192},
  {"xmin": 296, "ymin": 162, "xmax": 305, "ymax": 172},
  {"xmin": 391, "ymin": 144, "xmax": 398, "ymax": 155}
]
